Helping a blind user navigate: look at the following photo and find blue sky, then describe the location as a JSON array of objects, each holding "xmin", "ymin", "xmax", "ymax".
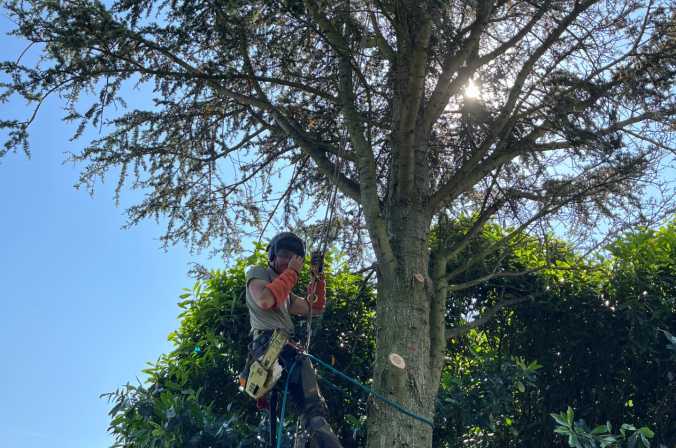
[{"xmin": 0, "ymin": 16, "xmax": 214, "ymax": 448}]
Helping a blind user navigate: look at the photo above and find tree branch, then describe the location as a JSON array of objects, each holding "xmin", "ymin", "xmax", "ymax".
[
  {"xmin": 396, "ymin": 10, "xmax": 433, "ymax": 200},
  {"xmin": 236, "ymin": 30, "xmax": 364, "ymax": 205},
  {"xmin": 368, "ymin": 5, "xmax": 396, "ymax": 61},
  {"xmin": 422, "ymin": 2, "xmax": 493, "ymax": 134},
  {"xmin": 433, "ymin": 200, "xmax": 505, "ymax": 264},
  {"xmin": 430, "ymin": 1, "xmax": 598, "ymax": 211},
  {"xmin": 305, "ymin": 0, "xmax": 395, "ymax": 268},
  {"xmin": 443, "ymin": 201, "xmax": 562, "ymax": 282},
  {"xmin": 446, "ymin": 295, "xmax": 533, "ymax": 339},
  {"xmin": 448, "ymin": 268, "xmax": 540, "ymax": 292}
]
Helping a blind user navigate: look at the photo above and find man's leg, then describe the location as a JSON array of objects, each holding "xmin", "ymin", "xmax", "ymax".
[{"xmin": 279, "ymin": 348, "xmax": 343, "ymax": 448}]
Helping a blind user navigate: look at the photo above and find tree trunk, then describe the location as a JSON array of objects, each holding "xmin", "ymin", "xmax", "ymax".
[{"xmin": 366, "ymin": 207, "xmax": 437, "ymax": 448}]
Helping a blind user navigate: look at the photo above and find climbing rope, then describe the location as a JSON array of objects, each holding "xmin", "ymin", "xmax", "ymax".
[
  {"xmin": 275, "ymin": 360, "xmax": 298, "ymax": 448},
  {"xmin": 274, "ymin": 350, "xmax": 435, "ymax": 448},
  {"xmin": 306, "ymin": 353, "xmax": 435, "ymax": 428},
  {"xmin": 303, "ymin": 120, "xmax": 347, "ymax": 355}
]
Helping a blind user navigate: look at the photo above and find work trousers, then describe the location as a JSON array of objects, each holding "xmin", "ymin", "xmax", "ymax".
[{"xmin": 252, "ymin": 332, "xmax": 343, "ymax": 448}]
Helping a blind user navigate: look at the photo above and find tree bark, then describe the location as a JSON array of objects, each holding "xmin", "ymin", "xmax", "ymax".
[{"xmin": 366, "ymin": 205, "xmax": 437, "ymax": 448}]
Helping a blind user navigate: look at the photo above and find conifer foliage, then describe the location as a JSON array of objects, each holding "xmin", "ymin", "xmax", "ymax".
[{"xmin": 2, "ymin": 1, "xmax": 674, "ymax": 446}]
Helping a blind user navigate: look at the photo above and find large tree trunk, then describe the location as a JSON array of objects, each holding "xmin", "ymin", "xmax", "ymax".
[{"xmin": 366, "ymin": 206, "xmax": 438, "ymax": 448}]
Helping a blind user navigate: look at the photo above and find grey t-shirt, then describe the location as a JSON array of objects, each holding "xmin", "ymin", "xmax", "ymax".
[{"xmin": 245, "ymin": 265, "xmax": 295, "ymax": 334}]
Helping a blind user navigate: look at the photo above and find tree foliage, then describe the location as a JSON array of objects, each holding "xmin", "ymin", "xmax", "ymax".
[
  {"xmin": 105, "ymin": 222, "xmax": 675, "ymax": 447},
  {"xmin": 437, "ymin": 220, "xmax": 676, "ymax": 447},
  {"xmin": 551, "ymin": 407, "xmax": 654, "ymax": 448},
  {"xmin": 103, "ymin": 249, "xmax": 377, "ymax": 447},
  {"xmin": 4, "ymin": 1, "xmax": 674, "ymax": 445},
  {"xmin": 1, "ymin": 0, "xmax": 674, "ymax": 254}
]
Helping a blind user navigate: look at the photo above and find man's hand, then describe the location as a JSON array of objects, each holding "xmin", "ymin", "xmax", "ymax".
[
  {"xmin": 288, "ymin": 254, "xmax": 304, "ymax": 274},
  {"xmin": 311, "ymin": 251, "xmax": 324, "ymax": 274}
]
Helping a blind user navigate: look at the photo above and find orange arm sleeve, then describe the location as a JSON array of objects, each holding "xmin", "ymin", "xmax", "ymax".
[
  {"xmin": 264, "ymin": 268, "xmax": 299, "ymax": 308},
  {"xmin": 309, "ymin": 277, "xmax": 326, "ymax": 311}
]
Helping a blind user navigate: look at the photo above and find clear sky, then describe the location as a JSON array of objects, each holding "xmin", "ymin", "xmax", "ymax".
[{"xmin": 0, "ymin": 15, "xmax": 214, "ymax": 448}]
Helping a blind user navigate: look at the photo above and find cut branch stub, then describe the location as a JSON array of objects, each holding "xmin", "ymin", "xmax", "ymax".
[{"xmin": 388, "ymin": 352, "xmax": 406, "ymax": 369}]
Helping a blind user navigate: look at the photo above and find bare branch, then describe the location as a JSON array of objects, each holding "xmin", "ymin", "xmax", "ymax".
[
  {"xmin": 430, "ymin": 1, "xmax": 598, "ymax": 211},
  {"xmin": 433, "ymin": 200, "xmax": 505, "ymax": 265},
  {"xmin": 422, "ymin": 3, "xmax": 493, "ymax": 134},
  {"xmin": 368, "ymin": 5, "xmax": 395, "ymax": 61}
]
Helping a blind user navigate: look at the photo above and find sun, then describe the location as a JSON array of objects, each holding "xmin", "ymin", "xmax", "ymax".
[{"xmin": 464, "ymin": 79, "xmax": 481, "ymax": 99}]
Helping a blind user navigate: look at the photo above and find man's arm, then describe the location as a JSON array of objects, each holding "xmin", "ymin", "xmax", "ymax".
[
  {"xmin": 288, "ymin": 292, "xmax": 326, "ymax": 316},
  {"xmin": 288, "ymin": 292, "xmax": 309, "ymax": 316},
  {"xmin": 248, "ymin": 255, "xmax": 304, "ymax": 310},
  {"xmin": 289, "ymin": 275, "xmax": 326, "ymax": 316},
  {"xmin": 248, "ymin": 279, "xmax": 277, "ymax": 310}
]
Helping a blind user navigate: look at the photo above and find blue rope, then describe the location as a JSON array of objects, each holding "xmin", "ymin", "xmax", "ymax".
[
  {"xmin": 275, "ymin": 360, "xmax": 297, "ymax": 448},
  {"xmin": 273, "ymin": 352, "xmax": 434, "ymax": 448},
  {"xmin": 318, "ymin": 376, "xmax": 348, "ymax": 395},
  {"xmin": 306, "ymin": 353, "xmax": 435, "ymax": 428}
]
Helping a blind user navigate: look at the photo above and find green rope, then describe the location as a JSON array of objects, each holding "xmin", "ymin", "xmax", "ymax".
[
  {"xmin": 306, "ymin": 353, "xmax": 435, "ymax": 428},
  {"xmin": 274, "ymin": 352, "xmax": 434, "ymax": 448},
  {"xmin": 275, "ymin": 360, "xmax": 297, "ymax": 448}
]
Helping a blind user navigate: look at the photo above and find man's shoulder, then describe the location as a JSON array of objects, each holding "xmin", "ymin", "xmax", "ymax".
[{"xmin": 245, "ymin": 265, "xmax": 271, "ymax": 282}]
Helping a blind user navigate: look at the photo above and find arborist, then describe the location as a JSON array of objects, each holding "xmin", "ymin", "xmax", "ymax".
[{"xmin": 241, "ymin": 231, "xmax": 343, "ymax": 447}]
